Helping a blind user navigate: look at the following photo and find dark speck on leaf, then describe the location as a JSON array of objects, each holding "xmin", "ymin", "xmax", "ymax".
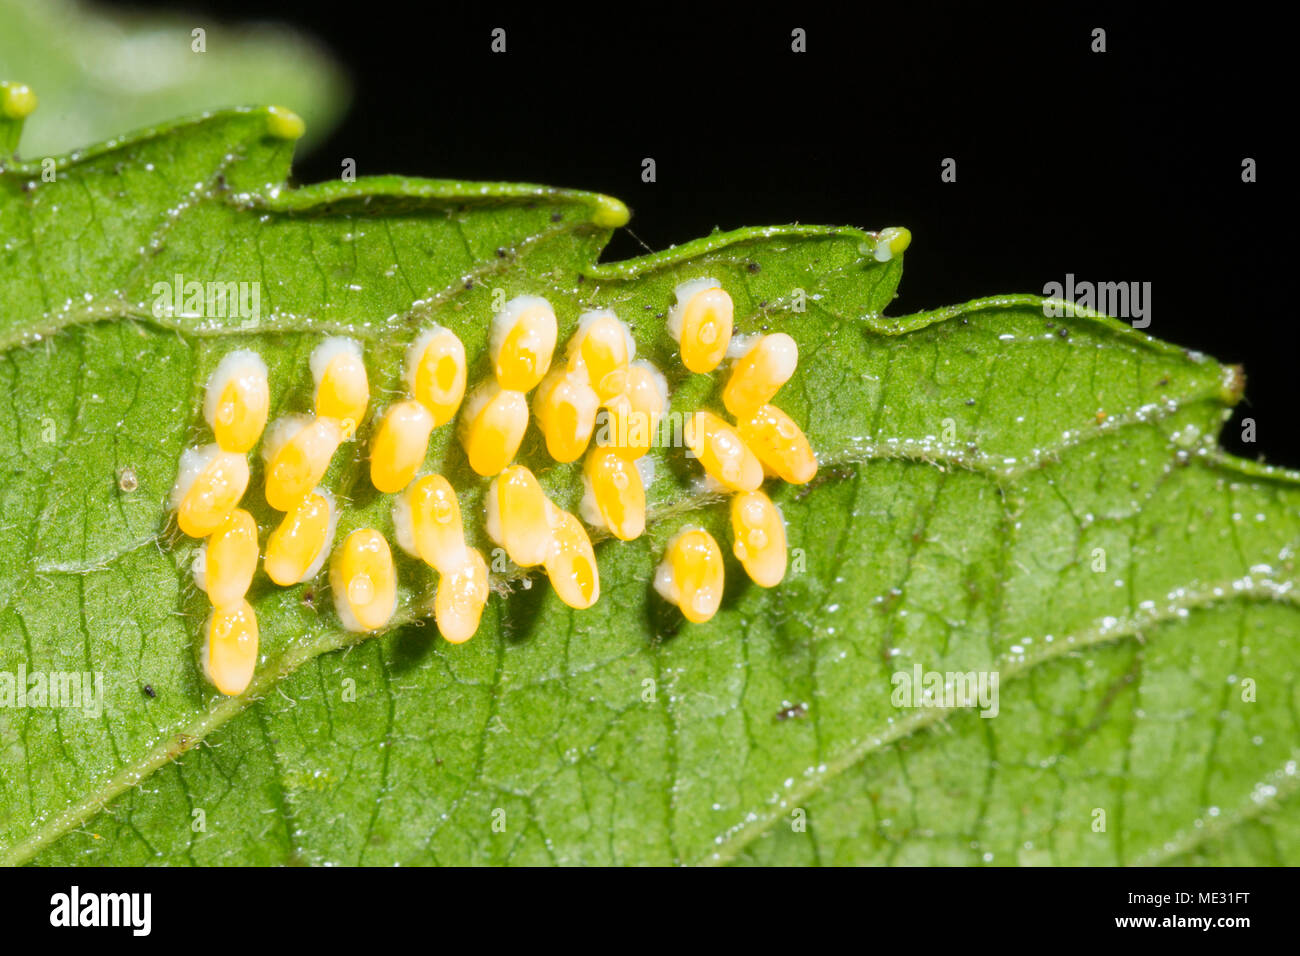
[
  {"xmin": 960, "ymin": 318, "xmax": 969, "ymax": 325},
  {"xmin": 1058, "ymin": 327, "xmax": 1069, "ymax": 339},
  {"xmin": 1156, "ymin": 376, "xmax": 1169, "ymax": 387},
  {"xmin": 747, "ymin": 262, "xmax": 760, "ymax": 273},
  {"xmin": 796, "ymin": 464, "xmax": 855, "ymax": 499},
  {"xmin": 21, "ymin": 180, "xmax": 35, "ymax": 193},
  {"xmin": 965, "ymin": 398, "xmax": 976, "ymax": 406},
  {"xmin": 142, "ymin": 684, "xmax": 156, "ymax": 699},
  {"xmin": 302, "ymin": 589, "xmax": 315, "ymax": 609},
  {"xmin": 550, "ymin": 211, "xmax": 562, "ymax": 222},
  {"xmin": 495, "ymin": 247, "xmax": 507, "ymax": 258},
  {"xmin": 776, "ymin": 702, "xmax": 808, "ymax": 721}
]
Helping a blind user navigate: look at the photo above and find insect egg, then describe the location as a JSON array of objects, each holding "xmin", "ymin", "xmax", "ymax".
[
  {"xmin": 736, "ymin": 404, "xmax": 818, "ymax": 484},
  {"xmin": 330, "ymin": 528, "xmax": 397, "ymax": 633},
  {"xmin": 654, "ymin": 527, "xmax": 725, "ymax": 623},
  {"xmin": 458, "ymin": 382, "xmax": 529, "ymax": 476},
  {"xmin": 369, "ymin": 399, "xmax": 436, "ymax": 494},
  {"xmin": 566, "ymin": 309, "xmax": 635, "ymax": 399},
  {"xmin": 311, "ymin": 337, "xmax": 369, "ymax": 436},
  {"xmin": 263, "ymin": 489, "xmax": 336, "ymax": 586},
  {"xmin": 543, "ymin": 506, "xmax": 600, "ymax": 610},
  {"xmin": 722, "ymin": 333, "xmax": 798, "ymax": 418},
  {"xmin": 202, "ymin": 599, "xmax": 259, "ymax": 697},
  {"xmin": 196, "ymin": 508, "xmax": 259, "ymax": 606},
  {"xmin": 203, "ymin": 349, "xmax": 269, "ymax": 453},
  {"xmin": 435, "ymin": 546, "xmax": 489, "ymax": 644},
  {"xmin": 580, "ymin": 447, "xmax": 645, "ymax": 541},
  {"xmin": 484, "ymin": 464, "xmax": 553, "ymax": 568},
  {"xmin": 491, "ymin": 294, "xmax": 558, "ymax": 391},
  {"xmin": 668, "ymin": 278, "xmax": 733, "ymax": 373},
  {"xmin": 393, "ymin": 474, "xmax": 466, "ymax": 572},
  {"xmin": 600, "ymin": 360, "xmax": 667, "ymax": 460},
  {"xmin": 171, "ymin": 443, "xmax": 251, "ymax": 538},
  {"xmin": 685, "ymin": 410, "xmax": 763, "ymax": 492},
  {"xmin": 729, "ymin": 490, "xmax": 787, "ymax": 587},
  {"xmin": 873, "ymin": 226, "xmax": 912, "ymax": 262},
  {"xmin": 262, "ymin": 415, "xmax": 345, "ymax": 511},
  {"xmin": 405, "ymin": 326, "xmax": 467, "ymax": 426},
  {"xmin": 532, "ymin": 368, "xmax": 599, "ymax": 463}
]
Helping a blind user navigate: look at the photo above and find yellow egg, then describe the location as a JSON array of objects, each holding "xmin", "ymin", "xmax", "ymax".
[
  {"xmin": 685, "ymin": 410, "xmax": 763, "ymax": 492},
  {"xmin": 565, "ymin": 309, "xmax": 634, "ymax": 399},
  {"xmin": 172, "ymin": 444, "xmax": 250, "ymax": 538},
  {"xmin": 262, "ymin": 416, "xmax": 344, "ymax": 511},
  {"xmin": 668, "ymin": 278, "xmax": 733, "ymax": 373},
  {"xmin": 654, "ymin": 527, "xmax": 724, "ymax": 623},
  {"xmin": 722, "ymin": 333, "xmax": 798, "ymax": 418},
  {"xmin": 580, "ymin": 448, "xmax": 645, "ymax": 541},
  {"xmin": 264, "ymin": 489, "xmax": 336, "ymax": 586},
  {"xmin": 491, "ymin": 294, "xmax": 557, "ymax": 391},
  {"xmin": 543, "ymin": 506, "xmax": 600, "ymax": 609},
  {"xmin": 736, "ymin": 404, "xmax": 817, "ymax": 485},
  {"xmin": 434, "ymin": 546, "xmax": 489, "ymax": 644},
  {"xmin": 199, "ymin": 508, "xmax": 259, "ymax": 606},
  {"xmin": 329, "ymin": 529, "xmax": 397, "ymax": 633},
  {"xmin": 599, "ymin": 360, "xmax": 667, "ymax": 460},
  {"xmin": 729, "ymin": 490, "xmax": 787, "ymax": 587},
  {"xmin": 394, "ymin": 474, "xmax": 466, "ymax": 573},
  {"xmin": 311, "ymin": 337, "xmax": 369, "ymax": 436},
  {"xmin": 485, "ymin": 465, "xmax": 553, "ymax": 568},
  {"xmin": 458, "ymin": 383, "xmax": 529, "ymax": 476},
  {"xmin": 532, "ymin": 368, "xmax": 599, "ymax": 463},
  {"xmin": 370, "ymin": 399, "xmax": 436, "ymax": 494},
  {"xmin": 203, "ymin": 350, "xmax": 269, "ymax": 453},
  {"xmin": 406, "ymin": 326, "xmax": 467, "ymax": 426},
  {"xmin": 203, "ymin": 600, "xmax": 259, "ymax": 696}
]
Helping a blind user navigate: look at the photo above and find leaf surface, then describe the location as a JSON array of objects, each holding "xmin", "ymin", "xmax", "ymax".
[
  {"xmin": 0, "ymin": 104, "xmax": 1296, "ymax": 866},
  {"xmin": 0, "ymin": 0, "xmax": 346, "ymax": 156}
]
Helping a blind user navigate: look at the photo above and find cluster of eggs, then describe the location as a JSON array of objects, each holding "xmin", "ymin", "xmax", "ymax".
[
  {"xmin": 169, "ymin": 281, "xmax": 816, "ymax": 696},
  {"xmin": 170, "ymin": 350, "xmax": 268, "ymax": 696},
  {"xmin": 656, "ymin": 280, "xmax": 816, "ymax": 622}
]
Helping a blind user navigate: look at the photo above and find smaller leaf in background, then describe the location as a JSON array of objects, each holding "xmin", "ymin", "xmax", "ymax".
[{"xmin": 0, "ymin": 0, "xmax": 348, "ymax": 157}]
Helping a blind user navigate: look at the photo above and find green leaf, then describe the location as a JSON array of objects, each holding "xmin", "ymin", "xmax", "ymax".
[
  {"xmin": 1, "ymin": 98, "xmax": 1297, "ymax": 867},
  {"xmin": 0, "ymin": 0, "xmax": 347, "ymax": 156}
]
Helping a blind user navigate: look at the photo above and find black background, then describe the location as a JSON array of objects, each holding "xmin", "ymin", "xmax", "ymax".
[
  {"xmin": 2, "ymin": 864, "xmax": 1281, "ymax": 937},
  {"xmin": 117, "ymin": 2, "xmax": 1289, "ymax": 463}
]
